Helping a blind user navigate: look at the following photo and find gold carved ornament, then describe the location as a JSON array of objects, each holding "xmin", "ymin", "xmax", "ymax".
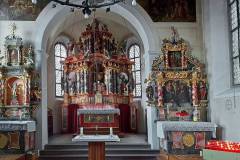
[
  {"xmin": 0, "ymin": 134, "xmax": 8, "ymax": 149},
  {"xmin": 182, "ymin": 133, "xmax": 195, "ymax": 148}
]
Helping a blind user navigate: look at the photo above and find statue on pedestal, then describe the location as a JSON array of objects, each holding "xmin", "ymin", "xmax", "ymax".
[{"xmin": 10, "ymin": 83, "xmax": 18, "ymax": 105}]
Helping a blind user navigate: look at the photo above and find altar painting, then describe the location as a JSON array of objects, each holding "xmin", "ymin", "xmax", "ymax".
[
  {"xmin": 163, "ymin": 80, "xmax": 191, "ymax": 105},
  {"xmin": 138, "ymin": 0, "xmax": 196, "ymax": 22},
  {"xmin": 0, "ymin": 0, "xmax": 49, "ymax": 21},
  {"xmin": 6, "ymin": 77, "xmax": 25, "ymax": 106}
]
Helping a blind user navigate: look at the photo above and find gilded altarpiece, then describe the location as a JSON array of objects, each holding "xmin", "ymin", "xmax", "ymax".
[
  {"xmin": 146, "ymin": 28, "xmax": 215, "ymax": 155},
  {"xmin": 62, "ymin": 19, "xmax": 137, "ymax": 134},
  {"xmin": 146, "ymin": 27, "xmax": 208, "ymax": 121},
  {"xmin": 0, "ymin": 24, "xmax": 38, "ymax": 153}
]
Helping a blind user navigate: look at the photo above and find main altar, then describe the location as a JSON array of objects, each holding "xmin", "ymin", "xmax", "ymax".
[
  {"xmin": 146, "ymin": 27, "xmax": 217, "ymax": 155},
  {"xmin": 62, "ymin": 19, "xmax": 136, "ymax": 134},
  {"xmin": 0, "ymin": 24, "xmax": 39, "ymax": 153}
]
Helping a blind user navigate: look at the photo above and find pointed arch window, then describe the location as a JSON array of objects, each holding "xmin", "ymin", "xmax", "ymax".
[
  {"xmin": 229, "ymin": 0, "xmax": 240, "ymax": 85},
  {"xmin": 128, "ymin": 44, "xmax": 142, "ymax": 97},
  {"xmin": 55, "ymin": 43, "xmax": 67, "ymax": 97}
]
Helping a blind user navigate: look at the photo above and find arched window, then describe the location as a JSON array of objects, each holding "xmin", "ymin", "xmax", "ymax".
[
  {"xmin": 55, "ymin": 43, "xmax": 67, "ymax": 97},
  {"xmin": 128, "ymin": 44, "xmax": 142, "ymax": 97},
  {"xmin": 229, "ymin": 0, "xmax": 240, "ymax": 85}
]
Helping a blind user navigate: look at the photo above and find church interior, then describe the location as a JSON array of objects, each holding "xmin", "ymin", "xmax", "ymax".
[{"xmin": 0, "ymin": 0, "xmax": 240, "ymax": 160}]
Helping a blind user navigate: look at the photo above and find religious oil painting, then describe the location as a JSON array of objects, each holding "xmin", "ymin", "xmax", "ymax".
[
  {"xmin": 138, "ymin": 0, "xmax": 196, "ymax": 22},
  {"xmin": 163, "ymin": 80, "xmax": 191, "ymax": 105},
  {"xmin": 0, "ymin": 0, "xmax": 49, "ymax": 21}
]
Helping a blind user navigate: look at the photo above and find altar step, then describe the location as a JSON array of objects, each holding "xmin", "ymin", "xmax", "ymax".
[{"xmin": 39, "ymin": 144, "xmax": 160, "ymax": 160}]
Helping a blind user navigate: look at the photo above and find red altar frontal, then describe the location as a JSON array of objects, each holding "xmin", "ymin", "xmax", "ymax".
[
  {"xmin": 61, "ymin": 19, "xmax": 136, "ymax": 134},
  {"xmin": 77, "ymin": 104, "xmax": 120, "ymax": 134}
]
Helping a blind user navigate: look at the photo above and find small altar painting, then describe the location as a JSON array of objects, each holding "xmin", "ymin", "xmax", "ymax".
[
  {"xmin": 168, "ymin": 51, "xmax": 182, "ymax": 68},
  {"xmin": 138, "ymin": 0, "xmax": 196, "ymax": 22},
  {"xmin": 0, "ymin": 0, "xmax": 49, "ymax": 20},
  {"xmin": 0, "ymin": 133, "xmax": 8, "ymax": 149},
  {"xmin": 172, "ymin": 132, "xmax": 184, "ymax": 149},
  {"xmin": 194, "ymin": 132, "xmax": 205, "ymax": 149},
  {"xmin": 8, "ymin": 132, "xmax": 20, "ymax": 149}
]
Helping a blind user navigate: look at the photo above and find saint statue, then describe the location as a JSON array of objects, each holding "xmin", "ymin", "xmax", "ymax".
[
  {"xmin": 25, "ymin": 45, "xmax": 34, "ymax": 65},
  {"xmin": 10, "ymin": 83, "xmax": 18, "ymax": 105},
  {"xmin": 199, "ymin": 81, "xmax": 207, "ymax": 100}
]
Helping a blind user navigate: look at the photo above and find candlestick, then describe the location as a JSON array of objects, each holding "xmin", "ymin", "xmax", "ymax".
[
  {"xmin": 110, "ymin": 127, "xmax": 113, "ymax": 135},
  {"xmin": 80, "ymin": 127, "xmax": 83, "ymax": 135}
]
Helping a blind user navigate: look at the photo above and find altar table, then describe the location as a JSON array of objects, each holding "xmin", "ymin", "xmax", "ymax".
[
  {"xmin": 77, "ymin": 106, "xmax": 120, "ymax": 135},
  {"xmin": 72, "ymin": 135, "xmax": 120, "ymax": 160},
  {"xmin": 157, "ymin": 121, "xmax": 217, "ymax": 154},
  {"xmin": 0, "ymin": 121, "xmax": 36, "ymax": 153}
]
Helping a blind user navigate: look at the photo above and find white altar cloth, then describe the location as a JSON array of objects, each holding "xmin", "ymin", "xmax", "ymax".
[
  {"xmin": 0, "ymin": 121, "xmax": 36, "ymax": 132},
  {"xmin": 72, "ymin": 135, "xmax": 120, "ymax": 142},
  {"xmin": 157, "ymin": 121, "xmax": 217, "ymax": 139}
]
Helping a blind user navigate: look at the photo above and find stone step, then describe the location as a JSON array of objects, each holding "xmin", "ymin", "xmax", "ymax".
[
  {"xmin": 44, "ymin": 143, "xmax": 151, "ymax": 150},
  {"xmin": 40, "ymin": 148, "xmax": 160, "ymax": 155},
  {"xmin": 39, "ymin": 154, "xmax": 159, "ymax": 160}
]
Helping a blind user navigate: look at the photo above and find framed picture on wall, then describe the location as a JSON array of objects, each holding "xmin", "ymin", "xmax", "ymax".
[
  {"xmin": 0, "ymin": 0, "xmax": 49, "ymax": 21},
  {"xmin": 138, "ymin": 0, "xmax": 196, "ymax": 22}
]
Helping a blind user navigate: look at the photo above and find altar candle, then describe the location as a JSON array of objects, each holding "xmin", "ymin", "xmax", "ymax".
[
  {"xmin": 80, "ymin": 127, "xmax": 83, "ymax": 135},
  {"xmin": 110, "ymin": 127, "xmax": 113, "ymax": 135}
]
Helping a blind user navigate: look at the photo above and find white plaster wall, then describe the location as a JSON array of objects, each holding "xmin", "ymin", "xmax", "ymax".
[{"xmin": 203, "ymin": 0, "xmax": 240, "ymax": 142}]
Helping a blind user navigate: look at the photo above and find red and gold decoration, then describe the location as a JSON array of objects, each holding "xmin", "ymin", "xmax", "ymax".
[
  {"xmin": 0, "ymin": 23, "xmax": 40, "ymax": 119},
  {"xmin": 62, "ymin": 19, "xmax": 136, "ymax": 134},
  {"xmin": 0, "ymin": 24, "xmax": 37, "ymax": 154},
  {"xmin": 145, "ymin": 27, "xmax": 208, "ymax": 122},
  {"xmin": 151, "ymin": 27, "xmax": 212, "ymax": 155}
]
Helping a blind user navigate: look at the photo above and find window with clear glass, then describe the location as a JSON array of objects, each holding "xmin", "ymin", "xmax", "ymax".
[
  {"xmin": 128, "ymin": 44, "xmax": 142, "ymax": 97},
  {"xmin": 229, "ymin": 0, "xmax": 240, "ymax": 85},
  {"xmin": 55, "ymin": 43, "xmax": 67, "ymax": 97}
]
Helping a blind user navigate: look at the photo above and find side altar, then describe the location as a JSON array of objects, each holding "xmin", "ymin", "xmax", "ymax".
[
  {"xmin": 62, "ymin": 19, "xmax": 136, "ymax": 134},
  {"xmin": 146, "ymin": 27, "xmax": 217, "ymax": 154},
  {"xmin": 0, "ymin": 24, "xmax": 39, "ymax": 153}
]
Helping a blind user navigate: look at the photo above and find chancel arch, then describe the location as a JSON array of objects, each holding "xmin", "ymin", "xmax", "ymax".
[{"xmin": 34, "ymin": 1, "xmax": 158, "ymax": 150}]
